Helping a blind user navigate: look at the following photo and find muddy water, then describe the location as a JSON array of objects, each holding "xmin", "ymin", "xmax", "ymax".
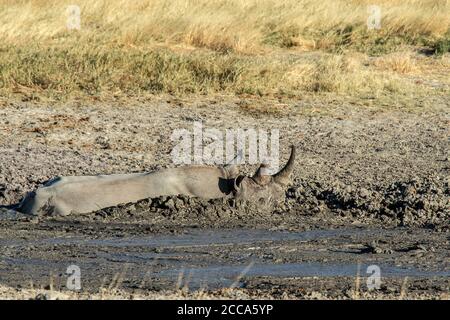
[
  {"xmin": 1, "ymin": 228, "xmax": 448, "ymax": 291},
  {"xmin": 158, "ymin": 262, "xmax": 450, "ymax": 289},
  {"xmin": 24, "ymin": 228, "xmax": 377, "ymax": 246}
]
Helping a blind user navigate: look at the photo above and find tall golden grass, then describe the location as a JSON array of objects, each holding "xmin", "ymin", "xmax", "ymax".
[
  {"xmin": 0, "ymin": 0, "xmax": 449, "ymax": 101},
  {"xmin": 1, "ymin": 0, "xmax": 449, "ymax": 52}
]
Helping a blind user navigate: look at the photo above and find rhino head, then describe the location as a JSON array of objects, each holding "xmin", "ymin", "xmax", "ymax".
[{"xmin": 233, "ymin": 145, "xmax": 296, "ymax": 207}]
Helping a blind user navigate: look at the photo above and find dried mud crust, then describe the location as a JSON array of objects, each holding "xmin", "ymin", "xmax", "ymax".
[{"xmin": 286, "ymin": 177, "xmax": 449, "ymax": 227}]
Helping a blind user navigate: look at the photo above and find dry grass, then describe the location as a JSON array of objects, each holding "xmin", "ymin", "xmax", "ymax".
[
  {"xmin": 373, "ymin": 53, "xmax": 418, "ymax": 74},
  {"xmin": 1, "ymin": 284, "xmax": 448, "ymax": 300},
  {"xmin": 0, "ymin": 0, "xmax": 449, "ymax": 102},
  {"xmin": 1, "ymin": 0, "xmax": 448, "ymax": 52}
]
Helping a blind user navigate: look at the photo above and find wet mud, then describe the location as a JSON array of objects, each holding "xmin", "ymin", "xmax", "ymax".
[{"xmin": 0, "ymin": 100, "xmax": 449, "ymax": 298}]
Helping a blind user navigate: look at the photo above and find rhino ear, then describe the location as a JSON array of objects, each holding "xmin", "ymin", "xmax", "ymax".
[
  {"xmin": 224, "ymin": 164, "xmax": 239, "ymax": 178},
  {"xmin": 223, "ymin": 149, "xmax": 243, "ymax": 178},
  {"xmin": 252, "ymin": 164, "xmax": 271, "ymax": 185},
  {"xmin": 233, "ymin": 175, "xmax": 245, "ymax": 192}
]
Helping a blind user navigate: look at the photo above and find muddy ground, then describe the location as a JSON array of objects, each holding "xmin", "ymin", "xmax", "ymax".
[{"xmin": 0, "ymin": 96, "xmax": 448, "ymax": 299}]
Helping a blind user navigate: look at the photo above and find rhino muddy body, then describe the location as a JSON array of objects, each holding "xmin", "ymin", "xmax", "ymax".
[{"xmin": 18, "ymin": 147, "xmax": 296, "ymax": 216}]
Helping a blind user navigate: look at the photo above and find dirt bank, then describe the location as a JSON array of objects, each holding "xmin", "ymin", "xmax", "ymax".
[{"xmin": 1, "ymin": 97, "xmax": 448, "ymax": 227}]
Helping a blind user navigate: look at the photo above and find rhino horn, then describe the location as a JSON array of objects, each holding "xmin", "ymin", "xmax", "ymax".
[{"xmin": 272, "ymin": 145, "xmax": 296, "ymax": 185}]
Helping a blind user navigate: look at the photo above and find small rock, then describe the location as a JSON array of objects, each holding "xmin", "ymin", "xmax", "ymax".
[
  {"xmin": 360, "ymin": 188, "xmax": 370, "ymax": 198},
  {"xmin": 34, "ymin": 293, "xmax": 50, "ymax": 300}
]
